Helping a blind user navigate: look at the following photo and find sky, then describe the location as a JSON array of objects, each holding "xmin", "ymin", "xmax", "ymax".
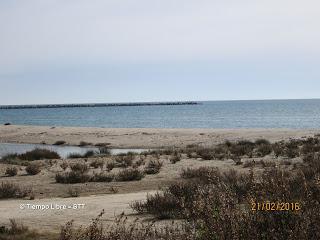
[{"xmin": 0, "ymin": 0, "xmax": 320, "ymax": 105}]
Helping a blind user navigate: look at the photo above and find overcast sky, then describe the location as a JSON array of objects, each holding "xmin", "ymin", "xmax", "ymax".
[{"xmin": 0, "ymin": 0, "xmax": 319, "ymax": 105}]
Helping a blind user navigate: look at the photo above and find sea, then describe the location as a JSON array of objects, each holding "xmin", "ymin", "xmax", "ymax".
[{"xmin": 0, "ymin": 99, "xmax": 320, "ymax": 129}]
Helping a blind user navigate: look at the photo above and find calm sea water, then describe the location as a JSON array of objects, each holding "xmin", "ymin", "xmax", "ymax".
[{"xmin": 0, "ymin": 99, "xmax": 320, "ymax": 129}]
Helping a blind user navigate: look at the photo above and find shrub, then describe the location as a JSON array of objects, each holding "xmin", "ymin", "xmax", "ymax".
[
  {"xmin": 131, "ymin": 192, "xmax": 180, "ymax": 219},
  {"xmin": 60, "ymin": 162, "xmax": 69, "ymax": 171},
  {"xmin": 196, "ymin": 148, "xmax": 215, "ymax": 160},
  {"xmin": 229, "ymin": 140, "xmax": 255, "ymax": 157},
  {"xmin": 90, "ymin": 160, "xmax": 104, "ymax": 169},
  {"xmin": 144, "ymin": 160, "xmax": 163, "ymax": 174},
  {"xmin": 115, "ymin": 154, "xmax": 134, "ymax": 168},
  {"xmin": 67, "ymin": 187, "xmax": 80, "ymax": 197},
  {"xmin": 106, "ymin": 162, "xmax": 115, "ymax": 171},
  {"xmin": 79, "ymin": 141, "xmax": 91, "ymax": 146},
  {"xmin": 115, "ymin": 168, "xmax": 144, "ymax": 181},
  {"xmin": 181, "ymin": 167, "xmax": 214, "ymax": 179},
  {"xmin": 243, "ymin": 160, "xmax": 255, "ymax": 168},
  {"xmin": 67, "ymin": 153, "xmax": 84, "ymax": 159},
  {"xmin": 0, "ymin": 182, "xmax": 30, "ymax": 199},
  {"xmin": 59, "ymin": 211, "xmax": 192, "ymax": 240},
  {"xmin": 55, "ymin": 171, "xmax": 91, "ymax": 184},
  {"xmin": 84, "ymin": 150, "xmax": 95, "ymax": 158},
  {"xmin": 68, "ymin": 150, "xmax": 96, "ymax": 159},
  {"xmin": 256, "ymin": 143, "xmax": 273, "ymax": 157},
  {"xmin": 70, "ymin": 163, "xmax": 88, "ymax": 173},
  {"xmin": 2, "ymin": 149, "xmax": 60, "ymax": 162},
  {"xmin": 91, "ymin": 173, "xmax": 114, "ymax": 182},
  {"xmin": 53, "ymin": 140, "xmax": 66, "ymax": 145},
  {"xmin": 25, "ymin": 163, "xmax": 41, "ymax": 175},
  {"xmin": 170, "ymin": 152, "xmax": 182, "ymax": 163},
  {"xmin": 99, "ymin": 147, "xmax": 111, "ymax": 156},
  {"xmin": 5, "ymin": 167, "xmax": 18, "ymax": 176},
  {"xmin": 255, "ymin": 138, "xmax": 271, "ymax": 145}
]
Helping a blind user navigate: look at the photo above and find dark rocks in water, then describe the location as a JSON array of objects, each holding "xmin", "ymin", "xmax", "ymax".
[{"xmin": 4, "ymin": 123, "xmax": 11, "ymax": 126}]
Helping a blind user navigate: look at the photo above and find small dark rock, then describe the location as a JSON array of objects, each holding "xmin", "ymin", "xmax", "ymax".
[{"xmin": 4, "ymin": 123, "xmax": 11, "ymax": 126}]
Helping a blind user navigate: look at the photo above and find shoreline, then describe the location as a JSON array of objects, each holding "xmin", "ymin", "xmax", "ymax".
[{"xmin": 0, "ymin": 125, "xmax": 318, "ymax": 148}]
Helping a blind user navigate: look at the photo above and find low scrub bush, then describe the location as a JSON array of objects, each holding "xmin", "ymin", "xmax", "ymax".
[
  {"xmin": 90, "ymin": 159, "xmax": 104, "ymax": 169},
  {"xmin": 5, "ymin": 167, "xmax": 18, "ymax": 176},
  {"xmin": 53, "ymin": 140, "xmax": 66, "ymax": 145},
  {"xmin": 170, "ymin": 152, "xmax": 182, "ymax": 163},
  {"xmin": 91, "ymin": 173, "xmax": 114, "ymax": 182},
  {"xmin": 99, "ymin": 147, "xmax": 111, "ymax": 155},
  {"xmin": 256, "ymin": 143, "xmax": 273, "ymax": 157},
  {"xmin": 106, "ymin": 161, "xmax": 115, "ymax": 171},
  {"xmin": 115, "ymin": 154, "xmax": 134, "ymax": 168},
  {"xmin": 68, "ymin": 150, "xmax": 96, "ymax": 159},
  {"xmin": 70, "ymin": 163, "xmax": 88, "ymax": 173},
  {"xmin": 2, "ymin": 149, "xmax": 60, "ymax": 162},
  {"xmin": 144, "ymin": 160, "xmax": 163, "ymax": 174},
  {"xmin": 0, "ymin": 182, "xmax": 30, "ymax": 199},
  {"xmin": 55, "ymin": 171, "xmax": 91, "ymax": 184},
  {"xmin": 79, "ymin": 141, "xmax": 91, "ymax": 146},
  {"xmin": 115, "ymin": 168, "xmax": 144, "ymax": 182},
  {"xmin": 60, "ymin": 162, "xmax": 69, "ymax": 171},
  {"xmin": 25, "ymin": 163, "xmax": 41, "ymax": 175}
]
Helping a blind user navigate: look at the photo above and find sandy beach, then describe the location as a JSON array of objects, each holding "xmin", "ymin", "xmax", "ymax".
[{"xmin": 0, "ymin": 125, "xmax": 318, "ymax": 148}]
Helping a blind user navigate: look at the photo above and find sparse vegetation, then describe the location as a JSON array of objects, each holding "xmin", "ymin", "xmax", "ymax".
[
  {"xmin": 70, "ymin": 163, "xmax": 88, "ymax": 173},
  {"xmin": 5, "ymin": 167, "xmax": 18, "ymax": 176},
  {"xmin": 91, "ymin": 173, "xmax": 114, "ymax": 182},
  {"xmin": 90, "ymin": 159, "xmax": 104, "ymax": 169},
  {"xmin": 170, "ymin": 152, "xmax": 181, "ymax": 164},
  {"xmin": 115, "ymin": 154, "xmax": 134, "ymax": 168},
  {"xmin": 0, "ymin": 219, "xmax": 41, "ymax": 240},
  {"xmin": 25, "ymin": 163, "xmax": 41, "ymax": 175},
  {"xmin": 55, "ymin": 171, "xmax": 91, "ymax": 184},
  {"xmin": 2, "ymin": 149, "xmax": 60, "ymax": 164},
  {"xmin": 106, "ymin": 161, "xmax": 115, "ymax": 171},
  {"xmin": 68, "ymin": 150, "xmax": 96, "ymax": 159},
  {"xmin": 144, "ymin": 160, "xmax": 163, "ymax": 174},
  {"xmin": 98, "ymin": 147, "xmax": 111, "ymax": 156},
  {"xmin": 67, "ymin": 187, "xmax": 80, "ymax": 198},
  {"xmin": 115, "ymin": 168, "xmax": 144, "ymax": 181},
  {"xmin": 60, "ymin": 161, "xmax": 69, "ymax": 171},
  {"xmin": 79, "ymin": 141, "xmax": 91, "ymax": 146},
  {"xmin": 0, "ymin": 182, "xmax": 30, "ymax": 199},
  {"xmin": 53, "ymin": 140, "xmax": 66, "ymax": 145}
]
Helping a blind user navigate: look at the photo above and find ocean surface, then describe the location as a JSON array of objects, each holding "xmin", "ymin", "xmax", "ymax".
[{"xmin": 0, "ymin": 99, "xmax": 320, "ymax": 129}]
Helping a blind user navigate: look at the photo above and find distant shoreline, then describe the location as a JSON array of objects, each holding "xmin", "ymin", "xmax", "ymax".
[
  {"xmin": 0, "ymin": 125, "xmax": 318, "ymax": 148},
  {"xmin": 0, "ymin": 101, "xmax": 199, "ymax": 110}
]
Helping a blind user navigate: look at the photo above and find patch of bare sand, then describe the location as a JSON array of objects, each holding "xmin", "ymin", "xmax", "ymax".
[
  {"xmin": 0, "ymin": 125, "xmax": 318, "ymax": 148},
  {"xmin": 0, "ymin": 191, "xmax": 155, "ymax": 232}
]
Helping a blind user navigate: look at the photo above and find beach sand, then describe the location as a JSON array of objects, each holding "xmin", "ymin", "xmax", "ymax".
[{"xmin": 0, "ymin": 125, "xmax": 318, "ymax": 148}]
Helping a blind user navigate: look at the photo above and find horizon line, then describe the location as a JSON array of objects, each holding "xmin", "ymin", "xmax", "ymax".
[{"xmin": 0, "ymin": 98, "xmax": 320, "ymax": 108}]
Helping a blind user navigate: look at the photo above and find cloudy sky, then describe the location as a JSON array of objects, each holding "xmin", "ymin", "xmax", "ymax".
[{"xmin": 0, "ymin": 0, "xmax": 319, "ymax": 105}]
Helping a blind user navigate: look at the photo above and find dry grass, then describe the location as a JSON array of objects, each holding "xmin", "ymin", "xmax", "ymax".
[{"xmin": 0, "ymin": 182, "xmax": 31, "ymax": 199}]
